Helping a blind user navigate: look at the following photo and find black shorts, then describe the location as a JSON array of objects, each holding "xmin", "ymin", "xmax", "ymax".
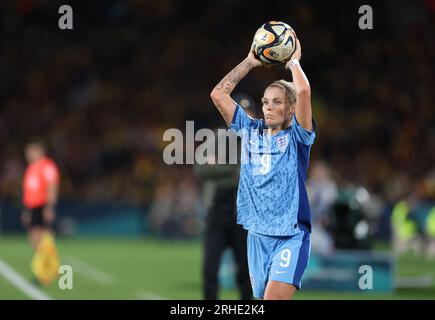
[{"xmin": 29, "ymin": 206, "xmax": 48, "ymax": 228}]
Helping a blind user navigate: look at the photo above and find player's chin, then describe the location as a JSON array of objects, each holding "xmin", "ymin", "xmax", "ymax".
[
  {"xmin": 265, "ymin": 118, "xmax": 280, "ymax": 128},
  {"xmin": 265, "ymin": 118, "xmax": 274, "ymax": 126}
]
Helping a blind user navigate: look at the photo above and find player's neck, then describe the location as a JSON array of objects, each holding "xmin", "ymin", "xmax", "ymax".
[
  {"xmin": 268, "ymin": 127, "xmax": 282, "ymax": 135},
  {"xmin": 268, "ymin": 118, "xmax": 292, "ymax": 135}
]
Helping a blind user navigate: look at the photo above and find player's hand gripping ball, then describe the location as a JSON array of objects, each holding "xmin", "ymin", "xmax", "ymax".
[{"xmin": 252, "ymin": 21, "xmax": 297, "ymax": 65}]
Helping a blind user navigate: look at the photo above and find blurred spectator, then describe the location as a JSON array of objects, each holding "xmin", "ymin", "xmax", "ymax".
[
  {"xmin": 306, "ymin": 161, "xmax": 337, "ymax": 255},
  {"xmin": 148, "ymin": 168, "xmax": 203, "ymax": 239},
  {"xmin": 391, "ymin": 170, "xmax": 435, "ymax": 260}
]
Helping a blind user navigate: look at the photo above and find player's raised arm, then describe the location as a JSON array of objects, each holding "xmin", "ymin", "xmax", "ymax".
[
  {"xmin": 210, "ymin": 49, "xmax": 262, "ymax": 126},
  {"xmin": 285, "ymin": 38, "xmax": 313, "ymax": 131}
]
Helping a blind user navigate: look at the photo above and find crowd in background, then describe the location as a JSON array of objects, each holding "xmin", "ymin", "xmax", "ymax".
[{"xmin": 1, "ymin": 0, "xmax": 434, "ymax": 241}]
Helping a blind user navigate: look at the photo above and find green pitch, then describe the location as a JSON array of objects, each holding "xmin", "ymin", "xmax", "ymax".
[{"xmin": 0, "ymin": 235, "xmax": 434, "ymax": 300}]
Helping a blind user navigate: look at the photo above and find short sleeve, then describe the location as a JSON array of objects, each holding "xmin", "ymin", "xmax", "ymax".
[
  {"xmin": 42, "ymin": 161, "xmax": 60, "ymax": 184},
  {"xmin": 229, "ymin": 104, "xmax": 257, "ymax": 133},
  {"xmin": 292, "ymin": 116, "xmax": 316, "ymax": 145}
]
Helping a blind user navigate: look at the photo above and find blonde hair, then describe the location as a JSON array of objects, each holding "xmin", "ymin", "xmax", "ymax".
[{"xmin": 266, "ymin": 80, "xmax": 297, "ymax": 107}]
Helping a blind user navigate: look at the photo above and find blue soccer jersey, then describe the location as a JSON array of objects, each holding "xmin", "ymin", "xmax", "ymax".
[{"xmin": 229, "ymin": 104, "xmax": 316, "ymax": 236}]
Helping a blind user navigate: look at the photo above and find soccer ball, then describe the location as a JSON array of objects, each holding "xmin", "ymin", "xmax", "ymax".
[{"xmin": 252, "ymin": 21, "xmax": 297, "ymax": 65}]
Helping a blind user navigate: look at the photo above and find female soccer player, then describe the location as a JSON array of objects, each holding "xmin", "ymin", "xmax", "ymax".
[{"xmin": 210, "ymin": 37, "xmax": 315, "ymax": 300}]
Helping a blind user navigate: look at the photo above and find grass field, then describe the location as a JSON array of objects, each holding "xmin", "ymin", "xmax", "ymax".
[{"xmin": 0, "ymin": 235, "xmax": 434, "ymax": 300}]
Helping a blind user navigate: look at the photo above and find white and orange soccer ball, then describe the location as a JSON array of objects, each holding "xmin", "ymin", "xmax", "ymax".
[{"xmin": 252, "ymin": 21, "xmax": 297, "ymax": 65}]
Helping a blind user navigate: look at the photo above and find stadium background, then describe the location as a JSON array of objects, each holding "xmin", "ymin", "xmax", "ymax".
[{"xmin": 1, "ymin": 0, "xmax": 435, "ymax": 299}]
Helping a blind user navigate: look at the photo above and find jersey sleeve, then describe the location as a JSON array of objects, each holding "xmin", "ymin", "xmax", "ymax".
[
  {"xmin": 292, "ymin": 115, "xmax": 316, "ymax": 145},
  {"xmin": 229, "ymin": 104, "xmax": 257, "ymax": 134},
  {"xmin": 42, "ymin": 161, "xmax": 60, "ymax": 185}
]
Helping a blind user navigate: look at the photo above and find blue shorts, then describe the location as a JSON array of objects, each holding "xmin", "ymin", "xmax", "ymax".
[{"xmin": 247, "ymin": 226, "xmax": 311, "ymax": 299}]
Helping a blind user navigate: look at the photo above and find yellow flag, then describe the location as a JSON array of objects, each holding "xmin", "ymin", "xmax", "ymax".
[{"xmin": 31, "ymin": 232, "xmax": 60, "ymax": 287}]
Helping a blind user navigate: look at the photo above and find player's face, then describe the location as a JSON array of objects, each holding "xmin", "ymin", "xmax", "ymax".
[{"xmin": 262, "ymin": 86, "xmax": 292, "ymax": 129}]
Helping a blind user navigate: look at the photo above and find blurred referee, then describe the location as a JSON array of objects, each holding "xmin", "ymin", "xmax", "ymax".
[
  {"xmin": 21, "ymin": 140, "xmax": 60, "ymax": 250},
  {"xmin": 194, "ymin": 128, "xmax": 252, "ymax": 300}
]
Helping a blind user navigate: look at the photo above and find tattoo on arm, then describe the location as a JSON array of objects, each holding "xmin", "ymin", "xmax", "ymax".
[{"xmin": 214, "ymin": 59, "xmax": 254, "ymax": 94}]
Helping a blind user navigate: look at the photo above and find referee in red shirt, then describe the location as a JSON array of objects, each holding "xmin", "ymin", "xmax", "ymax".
[{"xmin": 21, "ymin": 141, "xmax": 60, "ymax": 250}]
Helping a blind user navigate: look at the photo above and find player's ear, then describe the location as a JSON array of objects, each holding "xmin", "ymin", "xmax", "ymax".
[{"xmin": 288, "ymin": 105, "xmax": 295, "ymax": 117}]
